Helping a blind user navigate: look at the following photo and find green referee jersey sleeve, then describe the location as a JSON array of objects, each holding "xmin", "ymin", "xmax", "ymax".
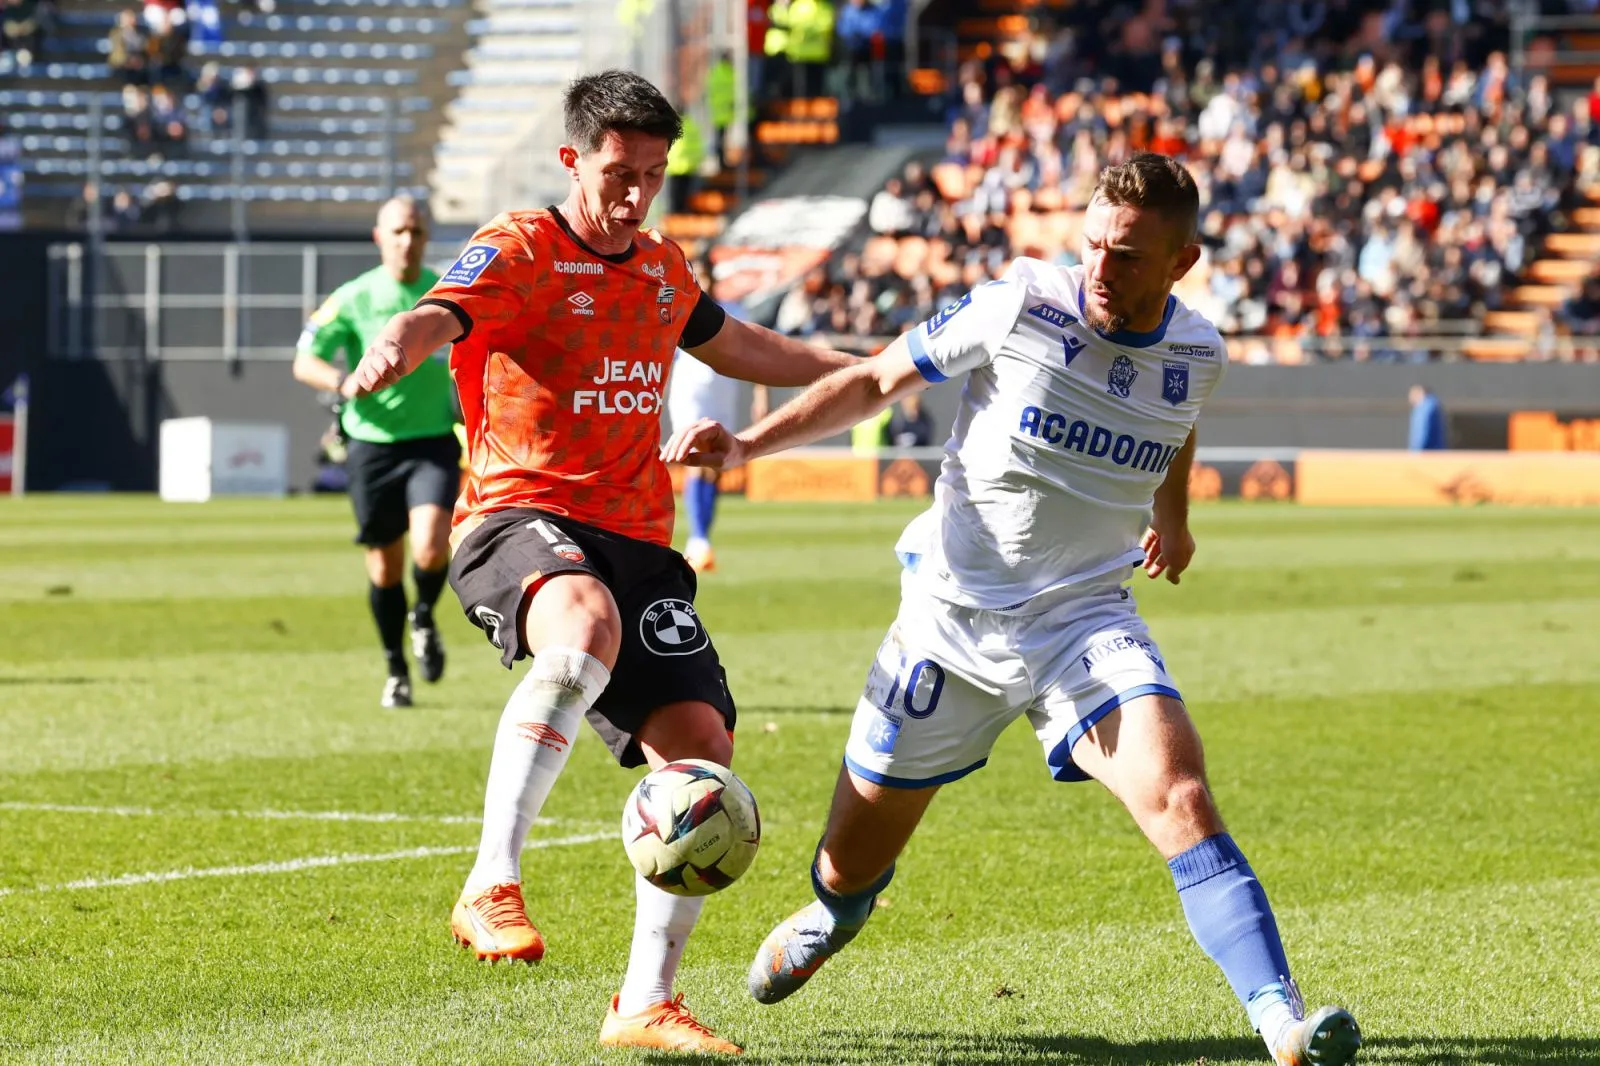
[{"xmin": 296, "ymin": 265, "xmax": 458, "ymax": 445}]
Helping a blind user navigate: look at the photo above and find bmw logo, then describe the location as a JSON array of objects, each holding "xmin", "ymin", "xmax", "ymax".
[{"xmin": 640, "ymin": 597, "xmax": 708, "ymax": 657}]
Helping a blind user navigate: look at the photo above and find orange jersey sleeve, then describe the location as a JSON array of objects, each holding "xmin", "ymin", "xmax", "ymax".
[
  {"xmin": 434, "ymin": 211, "xmax": 711, "ymax": 549},
  {"xmin": 422, "ymin": 214, "xmax": 539, "ymax": 335}
]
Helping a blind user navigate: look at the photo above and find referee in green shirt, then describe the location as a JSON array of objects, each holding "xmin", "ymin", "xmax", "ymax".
[{"xmin": 292, "ymin": 197, "xmax": 460, "ymax": 708}]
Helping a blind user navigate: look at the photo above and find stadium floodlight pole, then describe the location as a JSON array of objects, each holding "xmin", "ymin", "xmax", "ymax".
[
  {"xmin": 85, "ymin": 94, "xmax": 105, "ymax": 247},
  {"xmin": 733, "ymin": 0, "xmax": 749, "ymax": 208},
  {"xmin": 230, "ymin": 94, "xmax": 248, "ymax": 243}
]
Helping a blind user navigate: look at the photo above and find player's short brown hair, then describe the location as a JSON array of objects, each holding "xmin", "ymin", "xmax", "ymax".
[
  {"xmin": 564, "ymin": 70, "xmax": 683, "ymax": 153},
  {"xmin": 1092, "ymin": 152, "xmax": 1200, "ymax": 247}
]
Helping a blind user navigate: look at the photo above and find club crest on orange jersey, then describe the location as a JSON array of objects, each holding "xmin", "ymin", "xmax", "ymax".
[{"xmin": 657, "ymin": 285, "xmax": 675, "ymax": 323}]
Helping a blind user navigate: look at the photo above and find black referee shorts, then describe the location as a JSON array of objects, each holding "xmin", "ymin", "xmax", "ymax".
[{"xmin": 345, "ymin": 434, "xmax": 461, "ymax": 547}]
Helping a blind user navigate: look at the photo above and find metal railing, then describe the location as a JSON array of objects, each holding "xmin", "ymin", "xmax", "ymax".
[
  {"xmin": 47, "ymin": 238, "xmax": 1597, "ymax": 365},
  {"xmin": 47, "ymin": 239, "xmax": 466, "ymax": 362},
  {"xmin": 1509, "ymin": 9, "xmax": 1600, "ymax": 76}
]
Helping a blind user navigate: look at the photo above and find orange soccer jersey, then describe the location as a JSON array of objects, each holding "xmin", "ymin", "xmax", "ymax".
[{"xmin": 421, "ymin": 209, "xmax": 710, "ymax": 548}]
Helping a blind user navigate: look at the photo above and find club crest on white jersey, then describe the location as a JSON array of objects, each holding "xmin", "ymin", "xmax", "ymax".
[{"xmin": 896, "ymin": 258, "xmax": 1227, "ymax": 610}]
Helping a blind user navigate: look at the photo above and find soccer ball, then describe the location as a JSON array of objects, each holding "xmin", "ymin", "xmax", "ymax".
[{"xmin": 621, "ymin": 759, "xmax": 761, "ymax": 896}]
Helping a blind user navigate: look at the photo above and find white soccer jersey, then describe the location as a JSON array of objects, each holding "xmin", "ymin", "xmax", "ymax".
[{"xmin": 896, "ymin": 258, "xmax": 1228, "ymax": 610}]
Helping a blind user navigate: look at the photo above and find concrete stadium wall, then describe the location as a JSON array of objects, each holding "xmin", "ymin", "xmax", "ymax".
[{"xmin": 4, "ymin": 232, "xmax": 1600, "ymax": 492}]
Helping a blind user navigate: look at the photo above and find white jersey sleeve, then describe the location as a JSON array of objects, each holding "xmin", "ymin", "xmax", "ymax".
[{"xmin": 905, "ymin": 270, "xmax": 1030, "ymax": 382}]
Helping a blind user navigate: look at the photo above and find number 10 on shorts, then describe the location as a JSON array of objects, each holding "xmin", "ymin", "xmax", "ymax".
[{"xmin": 868, "ymin": 632, "xmax": 946, "ymax": 720}]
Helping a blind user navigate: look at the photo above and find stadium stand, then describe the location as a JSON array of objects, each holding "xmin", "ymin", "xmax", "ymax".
[
  {"xmin": 763, "ymin": 0, "xmax": 1600, "ymax": 362},
  {"xmin": 0, "ymin": 0, "xmax": 475, "ymax": 230}
]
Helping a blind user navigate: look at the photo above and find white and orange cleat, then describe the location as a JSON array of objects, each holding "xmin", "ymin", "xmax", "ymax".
[
  {"xmin": 598, "ymin": 993, "xmax": 742, "ymax": 1055},
  {"xmin": 684, "ymin": 540, "xmax": 716, "ymax": 574},
  {"xmin": 451, "ymin": 883, "xmax": 545, "ymax": 964}
]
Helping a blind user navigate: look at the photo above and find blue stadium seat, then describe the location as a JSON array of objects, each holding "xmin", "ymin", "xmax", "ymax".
[
  {"xmin": 252, "ymin": 13, "xmax": 448, "ymax": 34},
  {"xmin": 467, "ymin": 40, "xmax": 581, "ymax": 60},
  {"xmin": 445, "ymin": 67, "xmax": 567, "ymax": 87},
  {"xmin": 465, "ymin": 15, "xmax": 579, "ymax": 34}
]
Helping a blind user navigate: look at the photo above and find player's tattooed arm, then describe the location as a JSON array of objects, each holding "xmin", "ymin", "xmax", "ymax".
[
  {"xmin": 343, "ymin": 303, "xmax": 463, "ymax": 399},
  {"xmin": 683, "ymin": 315, "xmax": 858, "ymax": 387},
  {"xmin": 1143, "ymin": 428, "xmax": 1197, "ymax": 585},
  {"xmin": 662, "ymin": 333, "xmax": 928, "ymax": 471}
]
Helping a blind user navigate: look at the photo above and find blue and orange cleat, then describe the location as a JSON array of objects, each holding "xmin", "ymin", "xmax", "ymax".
[
  {"xmin": 1273, "ymin": 1005, "xmax": 1362, "ymax": 1066},
  {"xmin": 747, "ymin": 900, "xmax": 864, "ymax": 1005}
]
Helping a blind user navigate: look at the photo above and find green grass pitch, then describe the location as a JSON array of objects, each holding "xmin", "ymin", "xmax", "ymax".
[{"xmin": 1, "ymin": 496, "xmax": 1597, "ymax": 1065}]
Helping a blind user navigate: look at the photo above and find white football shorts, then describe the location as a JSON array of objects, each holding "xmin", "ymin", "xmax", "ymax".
[{"xmin": 844, "ymin": 569, "xmax": 1182, "ymax": 787}]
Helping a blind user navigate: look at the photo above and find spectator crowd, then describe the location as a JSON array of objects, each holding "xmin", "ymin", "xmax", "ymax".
[
  {"xmin": 788, "ymin": 0, "xmax": 1600, "ymax": 362},
  {"xmin": 74, "ymin": 0, "xmax": 269, "ymax": 231}
]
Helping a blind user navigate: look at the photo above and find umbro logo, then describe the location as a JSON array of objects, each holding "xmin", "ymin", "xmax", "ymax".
[
  {"xmin": 567, "ymin": 291, "xmax": 595, "ymax": 316},
  {"xmin": 517, "ymin": 722, "xmax": 570, "ymax": 752}
]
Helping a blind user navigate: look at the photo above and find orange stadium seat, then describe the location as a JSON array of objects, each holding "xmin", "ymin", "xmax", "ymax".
[
  {"xmin": 1462, "ymin": 338, "xmax": 1535, "ymax": 361},
  {"xmin": 1483, "ymin": 310, "xmax": 1544, "ymax": 337}
]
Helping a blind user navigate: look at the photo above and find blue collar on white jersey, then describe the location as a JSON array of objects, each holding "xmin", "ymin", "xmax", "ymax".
[{"xmin": 1074, "ymin": 289, "xmax": 1177, "ymax": 348}]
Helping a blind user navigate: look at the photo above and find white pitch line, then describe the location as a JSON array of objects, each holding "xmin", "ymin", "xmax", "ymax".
[
  {"xmin": 0, "ymin": 832, "xmax": 612, "ymax": 898},
  {"xmin": 0, "ymin": 801, "xmax": 518, "ymax": 826}
]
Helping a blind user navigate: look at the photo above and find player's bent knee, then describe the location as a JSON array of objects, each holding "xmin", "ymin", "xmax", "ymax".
[
  {"xmin": 522, "ymin": 573, "xmax": 623, "ymax": 663},
  {"xmin": 1143, "ymin": 775, "xmax": 1222, "ymax": 852}
]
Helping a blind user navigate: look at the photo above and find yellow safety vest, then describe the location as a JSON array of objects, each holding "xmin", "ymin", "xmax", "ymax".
[
  {"xmin": 764, "ymin": 0, "xmax": 790, "ymax": 57},
  {"xmin": 668, "ymin": 113, "xmax": 704, "ymax": 176},
  {"xmin": 786, "ymin": 0, "xmax": 834, "ymax": 64}
]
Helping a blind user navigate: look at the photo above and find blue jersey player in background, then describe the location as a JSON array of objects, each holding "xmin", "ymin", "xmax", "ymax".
[{"xmin": 663, "ymin": 152, "xmax": 1362, "ymax": 1066}]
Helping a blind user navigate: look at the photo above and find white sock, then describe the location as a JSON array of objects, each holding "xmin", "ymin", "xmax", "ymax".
[
  {"xmin": 685, "ymin": 535, "xmax": 710, "ymax": 555},
  {"xmin": 616, "ymin": 875, "xmax": 705, "ymax": 1014},
  {"xmin": 463, "ymin": 647, "xmax": 610, "ymax": 894}
]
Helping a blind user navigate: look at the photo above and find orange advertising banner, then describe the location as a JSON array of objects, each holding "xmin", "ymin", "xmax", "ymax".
[
  {"xmin": 1507, "ymin": 411, "xmax": 1600, "ymax": 452},
  {"xmin": 744, "ymin": 456, "xmax": 880, "ymax": 502},
  {"xmin": 1296, "ymin": 450, "xmax": 1600, "ymax": 506}
]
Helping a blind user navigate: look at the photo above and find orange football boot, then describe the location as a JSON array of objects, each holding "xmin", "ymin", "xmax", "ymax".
[
  {"xmin": 684, "ymin": 543, "xmax": 716, "ymax": 573},
  {"xmin": 451, "ymin": 883, "xmax": 545, "ymax": 963},
  {"xmin": 598, "ymin": 993, "xmax": 742, "ymax": 1055}
]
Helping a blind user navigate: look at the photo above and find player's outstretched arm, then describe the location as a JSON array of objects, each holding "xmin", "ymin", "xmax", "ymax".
[
  {"xmin": 684, "ymin": 316, "xmax": 859, "ymax": 387},
  {"xmin": 343, "ymin": 304, "xmax": 463, "ymax": 399},
  {"xmin": 662, "ymin": 334, "xmax": 928, "ymax": 471},
  {"xmin": 1142, "ymin": 428, "xmax": 1197, "ymax": 584}
]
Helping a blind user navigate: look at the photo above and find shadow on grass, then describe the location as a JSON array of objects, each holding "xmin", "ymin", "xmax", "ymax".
[
  {"xmin": 0, "ymin": 677, "xmax": 100, "ymax": 686},
  {"xmin": 639, "ymin": 1032, "xmax": 1600, "ymax": 1065}
]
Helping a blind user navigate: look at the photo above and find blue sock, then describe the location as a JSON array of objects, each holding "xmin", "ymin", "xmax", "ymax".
[
  {"xmin": 685, "ymin": 476, "xmax": 710, "ymax": 542},
  {"xmin": 698, "ymin": 477, "xmax": 719, "ymax": 539},
  {"xmin": 1169, "ymin": 834, "xmax": 1296, "ymax": 1031},
  {"xmin": 811, "ymin": 850, "xmax": 893, "ymax": 927}
]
